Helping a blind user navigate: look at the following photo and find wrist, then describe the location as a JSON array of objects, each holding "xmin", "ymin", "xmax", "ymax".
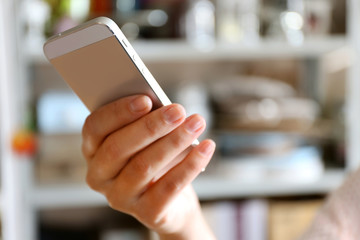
[{"xmin": 157, "ymin": 205, "xmax": 216, "ymax": 240}]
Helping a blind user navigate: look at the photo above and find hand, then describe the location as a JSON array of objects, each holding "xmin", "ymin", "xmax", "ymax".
[{"xmin": 82, "ymin": 95, "xmax": 216, "ymax": 240}]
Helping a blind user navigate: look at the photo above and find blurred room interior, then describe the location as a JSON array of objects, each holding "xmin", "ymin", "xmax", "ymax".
[{"xmin": 1, "ymin": 0, "xmax": 359, "ymax": 239}]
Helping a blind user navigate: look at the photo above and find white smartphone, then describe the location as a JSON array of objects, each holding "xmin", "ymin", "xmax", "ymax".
[
  {"xmin": 43, "ymin": 17, "xmax": 199, "ymax": 146},
  {"xmin": 43, "ymin": 17, "xmax": 171, "ymax": 112}
]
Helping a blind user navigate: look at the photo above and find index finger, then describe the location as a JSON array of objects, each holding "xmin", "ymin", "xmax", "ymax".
[{"xmin": 82, "ymin": 95, "xmax": 153, "ymax": 159}]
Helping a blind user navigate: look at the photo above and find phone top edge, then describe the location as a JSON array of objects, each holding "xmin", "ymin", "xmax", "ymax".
[{"xmin": 43, "ymin": 17, "xmax": 117, "ymax": 60}]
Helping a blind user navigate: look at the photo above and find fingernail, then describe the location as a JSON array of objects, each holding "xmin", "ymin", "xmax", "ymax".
[
  {"xmin": 185, "ymin": 116, "xmax": 204, "ymax": 133},
  {"xmin": 199, "ymin": 141, "xmax": 215, "ymax": 157},
  {"xmin": 163, "ymin": 105, "xmax": 184, "ymax": 124},
  {"xmin": 130, "ymin": 96, "xmax": 151, "ymax": 113}
]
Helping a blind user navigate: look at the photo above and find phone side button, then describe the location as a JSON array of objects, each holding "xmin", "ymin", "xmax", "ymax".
[{"xmin": 122, "ymin": 39, "xmax": 128, "ymax": 47}]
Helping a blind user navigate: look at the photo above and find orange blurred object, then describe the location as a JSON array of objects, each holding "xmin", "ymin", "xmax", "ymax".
[
  {"xmin": 12, "ymin": 130, "xmax": 37, "ymax": 156},
  {"xmin": 90, "ymin": 0, "xmax": 113, "ymax": 17}
]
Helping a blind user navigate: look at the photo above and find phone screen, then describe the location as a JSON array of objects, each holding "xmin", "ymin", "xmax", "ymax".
[{"xmin": 49, "ymin": 35, "xmax": 162, "ymax": 112}]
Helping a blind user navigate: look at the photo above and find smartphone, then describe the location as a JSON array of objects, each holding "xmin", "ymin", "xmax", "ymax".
[
  {"xmin": 43, "ymin": 17, "xmax": 199, "ymax": 146},
  {"xmin": 43, "ymin": 17, "xmax": 171, "ymax": 112}
]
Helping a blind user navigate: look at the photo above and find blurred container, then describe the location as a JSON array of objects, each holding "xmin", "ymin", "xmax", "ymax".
[
  {"xmin": 217, "ymin": 132, "xmax": 299, "ymax": 157},
  {"xmin": 209, "ymin": 76, "xmax": 319, "ymax": 131},
  {"xmin": 217, "ymin": 0, "xmax": 260, "ymax": 45},
  {"xmin": 37, "ymin": 91, "xmax": 89, "ymax": 134},
  {"xmin": 303, "ymin": 0, "xmax": 333, "ymax": 37},
  {"xmin": 216, "ymin": 146, "xmax": 323, "ymax": 183},
  {"xmin": 115, "ymin": 0, "xmax": 186, "ymax": 39},
  {"xmin": 185, "ymin": 0, "xmax": 216, "ymax": 51},
  {"xmin": 36, "ymin": 133, "xmax": 86, "ymax": 184}
]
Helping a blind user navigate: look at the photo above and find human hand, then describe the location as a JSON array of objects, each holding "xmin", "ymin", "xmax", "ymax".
[{"xmin": 82, "ymin": 95, "xmax": 216, "ymax": 239}]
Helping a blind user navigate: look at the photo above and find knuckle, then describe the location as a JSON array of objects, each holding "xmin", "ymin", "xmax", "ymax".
[
  {"xmin": 104, "ymin": 137, "xmax": 121, "ymax": 162},
  {"xmin": 163, "ymin": 179, "xmax": 181, "ymax": 194},
  {"xmin": 186, "ymin": 157, "xmax": 202, "ymax": 172},
  {"xmin": 144, "ymin": 116, "xmax": 160, "ymax": 138},
  {"xmin": 86, "ymin": 171, "xmax": 99, "ymax": 191},
  {"xmin": 81, "ymin": 138, "xmax": 95, "ymax": 160},
  {"xmin": 81, "ymin": 116, "xmax": 97, "ymax": 158},
  {"xmin": 82, "ymin": 115, "xmax": 95, "ymax": 137},
  {"xmin": 130, "ymin": 155, "xmax": 152, "ymax": 178},
  {"xmin": 134, "ymin": 206, "xmax": 163, "ymax": 228},
  {"xmin": 81, "ymin": 140, "xmax": 90, "ymax": 159},
  {"xmin": 168, "ymin": 134, "xmax": 185, "ymax": 149},
  {"xmin": 105, "ymin": 187, "xmax": 128, "ymax": 212},
  {"xmin": 105, "ymin": 190, "xmax": 119, "ymax": 210},
  {"xmin": 87, "ymin": 158, "xmax": 109, "ymax": 185}
]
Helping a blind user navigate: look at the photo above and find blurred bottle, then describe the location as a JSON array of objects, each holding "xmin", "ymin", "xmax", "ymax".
[
  {"xmin": 115, "ymin": 0, "xmax": 185, "ymax": 40},
  {"xmin": 303, "ymin": 0, "xmax": 332, "ymax": 37},
  {"xmin": 116, "ymin": 0, "xmax": 138, "ymax": 15},
  {"xmin": 280, "ymin": 0, "xmax": 305, "ymax": 46},
  {"xmin": 22, "ymin": 0, "xmax": 50, "ymax": 45},
  {"xmin": 217, "ymin": 0, "xmax": 260, "ymax": 45},
  {"xmin": 185, "ymin": 0, "xmax": 216, "ymax": 51},
  {"xmin": 172, "ymin": 81, "xmax": 213, "ymax": 139}
]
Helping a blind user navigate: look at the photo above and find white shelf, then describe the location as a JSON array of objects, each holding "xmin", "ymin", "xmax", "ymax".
[
  {"xmin": 31, "ymin": 169, "xmax": 346, "ymax": 209},
  {"xmin": 134, "ymin": 36, "xmax": 349, "ymax": 61},
  {"xmin": 31, "ymin": 184, "xmax": 106, "ymax": 209},
  {"xmin": 29, "ymin": 36, "xmax": 348, "ymax": 64},
  {"xmin": 194, "ymin": 169, "xmax": 346, "ymax": 200}
]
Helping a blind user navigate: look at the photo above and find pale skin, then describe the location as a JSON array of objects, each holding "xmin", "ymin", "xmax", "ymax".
[{"xmin": 82, "ymin": 95, "xmax": 217, "ymax": 240}]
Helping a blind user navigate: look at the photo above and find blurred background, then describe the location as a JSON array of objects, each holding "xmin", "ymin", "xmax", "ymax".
[{"xmin": 1, "ymin": 0, "xmax": 359, "ymax": 239}]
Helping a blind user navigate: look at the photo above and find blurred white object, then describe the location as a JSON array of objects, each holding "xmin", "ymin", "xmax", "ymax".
[
  {"xmin": 240, "ymin": 200, "xmax": 268, "ymax": 240},
  {"xmin": 210, "ymin": 76, "xmax": 319, "ymax": 129},
  {"xmin": 22, "ymin": 0, "xmax": 50, "ymax": 45},
  {"xmin": 101, "ymin": 229, "xmax": 144, "ymax": 240},
  {"xmin": 210, "ymin": 76, "xmax": 296, "ymax": 100},
  {"xmin": 116, "ymin": 0, "xmax": 136, "ymax": 13},
  {"xmin": 280, "ymin": 11, "xmax": 304, "ymax": 46},
  {"xmin": 173, "ymin": 82, "xmax": 212, "ymax": 138},
  {"xmin": 147, "ymin": 9, "xmax": 168, "ymax": 27},
  {"xmin": 202, "ymin": 200, "xmax": 268, "ymax": 240},
  {"xmin": 217, "ymin": 0, "xmax": 260, "ymax": 45},
  {"xmin": 37, "ymin": 91, "xmax": 89, "ymax": 134},
  {"xmin": 185, "ymin": 0, "xmax": 215, "ymax": 51},
  {"xmin": 241, "ymin": 97, "xmax": 319, "ymax": 127},
  {"xmin": 69, "ymin": 0, "xmax": 90, "ymax": 23},
  {"xmin": 217, "ymin": 146, "xmax": 324, "ymax": 183}
]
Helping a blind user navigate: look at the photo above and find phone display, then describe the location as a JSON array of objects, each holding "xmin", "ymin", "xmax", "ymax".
[{"xmin": 43, "ymin": 17, "xmax": 171, "ymax": 112}]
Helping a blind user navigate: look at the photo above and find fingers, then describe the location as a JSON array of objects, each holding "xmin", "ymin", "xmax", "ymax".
[
  {"xmin": 86, "ymin": 104, "xmax": 187, "ymax": 189},
  {"xmin": 132, "ymin": 140, "xmax": 216, "ymax": 221},
  {"xmin": 82, "ymin": 95, "xmax": 153, "ymax": 159},
  {"xmin": 115, "ymin": 114, "xmax": 206, "ymax": 196}
]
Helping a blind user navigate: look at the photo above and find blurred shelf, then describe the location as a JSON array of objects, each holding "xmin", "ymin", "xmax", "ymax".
[
  {"xmin": 29, "ymin": 36, "xmax": 348, "ymax": 64},
  {"xmin": 194, "ymin": 169, "xmax": 346, "ymax": 200},
  {"xmin": 134, "ymin": 36, "xmax": 349, "ymax": 62},
  {"xmin": 31, "ymin": 169, "xmax": 346, "ymax": 209},
  {"xmin": 31, "ymin": 184, "xmax": 106, "ymax": 209}
]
